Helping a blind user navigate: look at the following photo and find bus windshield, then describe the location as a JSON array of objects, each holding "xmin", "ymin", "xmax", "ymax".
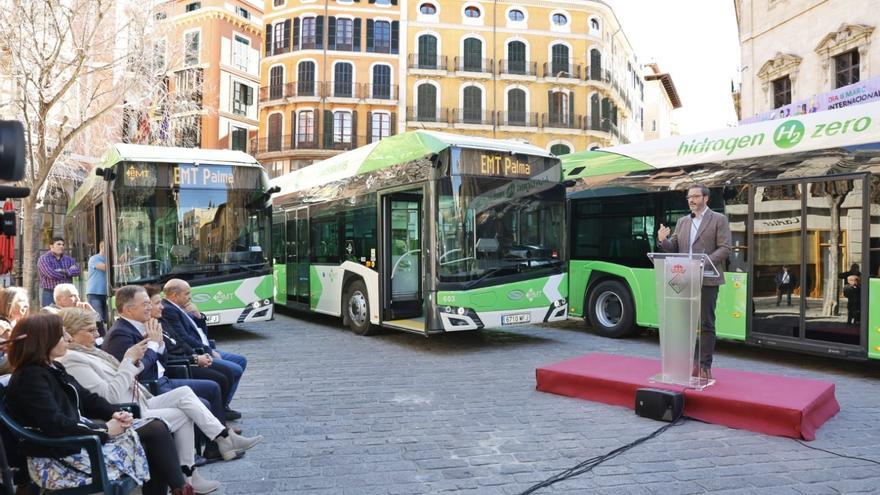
[
  {"xmin": 437, "ymin": 176, "xmax": 564, "ymax": 285},
  {"xmin": 112, "ymin": 162, "xmax": 270, "ymax": 284}
]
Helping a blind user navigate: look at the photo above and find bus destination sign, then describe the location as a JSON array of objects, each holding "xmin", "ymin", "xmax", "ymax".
[
  {"xmin": 120, "ymin": 162, "xmax": 238, "ymax": 189},
  {"xmin": 454, "ymin": 148, "xmax": 558, "ymax": 180}
]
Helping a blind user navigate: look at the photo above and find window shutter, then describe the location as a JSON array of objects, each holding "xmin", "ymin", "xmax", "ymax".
[
  {"xmin": 314, "ymin": 110, "xmax": 320, "ymax": 144},
  {"xmin": 351, "ymin": 111, "xmax": 358, "ymax": 147},
  {"xmin": 391, "ymin": 21, "xmax": 399, "ymax": 54},
  {"xmin": 391, "ymin": 0, "xmax": 397, "ymax": 5},
  {"xmin": 390, "ymin": 112, "xmax": 396, "ymax": 135},
  {"xmin": 323, "ymin": 110, "xmax": 333, "ymax": 148},
  {"xmin": 291, "ymin": 111, "xmax": 297, "ymax": 147},
  {"xmin": 293, "ymin": 18, "xmax": 300, "ymax": 50},
  {"xmin": 283, "ymin": 20, "xmax": 291, "ymax": 49},
  {"xmin": 366, "ymin": 19, "xmax": 374, "ymax": 52},
  {"xmin": 353, "ymin": 19, "xmax": 361, "ymax": 52},
  {"xmin": 327, "ymin": 16, "xmax": 336, "ymax": 50},
  {"xmin": 245, "ymin": 85, "xmax": 253, "ymax": 106},
  {"xmin": 316, "ymin": 16, "xmax": 324, "ymax": 49},
  {"xmin": 265, "ymin": 24, "xmax": 272, "ymax": 55},
  {"xmin": 569, "ymin": 92, "xmax": 575, "ymax": 126},
  {"xmin": 366, "ymin": 111, "xmax": 372, "ymax": 141},
  {"xmin": 547, "ymin": 90, "xmax": 553, "ymax": 120}
]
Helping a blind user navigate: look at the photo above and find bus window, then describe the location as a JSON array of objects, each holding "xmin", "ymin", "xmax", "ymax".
[
  {"xmin": 571, "ymin": 194, "xmax": 656, "ymax": 268},
  {"xmin": 871, "ymin": 176, "xmax": 880, "ymax": 278}
]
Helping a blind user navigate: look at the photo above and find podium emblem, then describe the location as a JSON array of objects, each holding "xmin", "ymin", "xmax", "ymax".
[{"xmin": 667, "ymin": 263, "xmax": 687, "ymax": 294}]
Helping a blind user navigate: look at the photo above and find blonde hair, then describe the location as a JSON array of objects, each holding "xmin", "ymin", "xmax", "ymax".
[
  {"xmin": 58, "ymin": 307, "xmax": 97, "ymax": 336},
  {"xmin": 0, "ymin": 287, "xmax": 28, "ymax": 320}
]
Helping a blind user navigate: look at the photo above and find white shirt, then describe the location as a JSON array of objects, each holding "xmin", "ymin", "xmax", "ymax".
[
  {"xmin": 689, "ymin": 208, "xmax": 708, "ymax": 255},
  {"xmin": 121, "ymin": 316, "xmax": 165, "ymax": 378},
  {"xmin": 166, "ymin": 300, "xmax": 210, "ymax": 347},
  {"xmin": 782, "ymin": 271, "xmax": 790, "ymax": 284}
]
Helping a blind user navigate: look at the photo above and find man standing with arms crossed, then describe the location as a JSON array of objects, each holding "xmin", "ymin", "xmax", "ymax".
[
  {"xmin": 658, "ymin": 184, "xmax": 731, "ymax": 380},
  {"xmin": 38, "ymin": 237, "xmax": 80, "ymax": 307}
]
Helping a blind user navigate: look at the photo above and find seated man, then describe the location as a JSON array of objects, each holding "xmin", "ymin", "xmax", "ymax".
[
  {"xmin": 162, "ymin": 279, "xmax": 248, "ymax": 420},
  {"xmin": 101, "ymin": 285, "xmax": 228, "ymax": 429},
  {"xmin": 42, "ymin": 283, "xmax": 98, "ymax": 315}
]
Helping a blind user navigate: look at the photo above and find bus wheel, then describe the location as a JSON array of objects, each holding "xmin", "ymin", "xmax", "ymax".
[
  {"xmin": 345, "ymin": 280, "xmax": 375, "ymax": 336},
  {"xmin": 587, "ymin": 280, "xmax": 636, "ymax": 338}
]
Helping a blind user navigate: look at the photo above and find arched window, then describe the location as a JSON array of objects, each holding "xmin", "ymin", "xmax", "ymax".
[
  {"xmin": 417, "ymin": 84, "xmax": 437, "ymax": 121},
  {"xmin": 462, "ymin": 86, "xmax": 482, "ymax": 123},
  {"xmin": 507, "ymin": 88, "xmax": 526, "ymax": 125},
  {"xmin": 590, "ymin": 94, "xmax": 601, "ymax": 129},
  {"xmin": 297, "ymin": 61, "xmax": 315, "ymax": 96},
  {"xmin": 333, "ymin": 62, "xmax": 353, "ymax": 97},
  {"xmin": 590, "ymin": 18, "xmax": 601, "ymax": 32},
  {"xmin": 372, "ymin": 65, "xmax": 392, "ymax": 99},
  {"xmin": 549, "ymin": 91, "xmax": 569, "ymax": 126},
  {"xmin": 508, "ymin": 9, "xmax": 524, "ymax": 21},
  {"xmin": 463, "ymin": 38, "xmax": 482, "ymax": 72},
  {"xmin": 420, "ymin": 3, "xmax": 436, "ymax": 15},
  {"xmin": 269, "ymin": 66, "xmax": 284, "ymax": 100},
  {"xmin": 267, "ymin": 113, "xmax": 282, "ymax": 151},
  {"xmin": 590, "ymin": 49, "xmax": 602, "ymax": 80},
  {"xmin": 417, "ymin": 34, "xmax": 438, "ymax": 69},
  {"xmin": 551, "ymin": 44, "xmax": 570, "ymax": 76},
  {"xmin": 550, "ymin": 144, "xmax": 571, "ymax": 156},
  {"xmin": 507, "ymin": 41, "xmax": 526, "ymax": 74},
  {"xmin": 552, "ymin": 13, "xmax": 568, "ymax": 26},
  {"xmin": 464, "ymin": 6, "xmax": 481, "ymax": 18}
]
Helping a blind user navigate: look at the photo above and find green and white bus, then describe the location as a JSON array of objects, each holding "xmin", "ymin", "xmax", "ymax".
[
  {"xmin": 66, "ymin": 144, "xmax": 274, "ymax": 326},
  {"xmin": 564, "ymin": 100, "xmax": 880, "ymax": 360},
  {"xmin": 270, "ymin": 131, "xmax": 568, "ymax": 335}
]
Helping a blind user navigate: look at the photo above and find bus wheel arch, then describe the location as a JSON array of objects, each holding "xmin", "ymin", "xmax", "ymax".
[
  {"xmin": 585, "ymin": 276, "xmax": 638, "ymax": 338},
  {"xmin": 343, "ymin": 277, "xmax": 377, "ymax": 336}
]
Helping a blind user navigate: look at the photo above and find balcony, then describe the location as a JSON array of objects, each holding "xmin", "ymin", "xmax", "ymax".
[
  {"xmin": 585, "ymin": 66, "xmax": 612, "ymax": 83},
  {"xmin": 253, "ymin": 134, "xmax": 367, "ymax": 155},
  {"xmin": 360, "ymin": 83, "xmax": 398, "ymax": 101},
  {"xmin": 454, "ymin": 57, "xmax": 494, "ymax": 74},
  {"xmin": 543, "ymin": 62, "xmax": 582, "ymax": 80},
  {"xmin": 259, "ymin": 81, "xmax": 321, "ymax": 102},
  {"xmin": 542, "ymin": 113, "xmax": 584, "ymax": 130},
  {"xmin": 453, "ymin": 109, "xmax": 494, "ymax": 125},
  {"xmin": 406, "ymin": 106, "xmax": 449, "ymax": 124},
  {"xmin": 408, "ymin": 54, "xmax": 448, "ymax": 71},
  {"xmin": 497, "ymin": 111, "xmax": 539, "ymax": 128},
  {"xmin": 498, "ymin": 60, "xmax": 538, "ymax": 77},
  {"xmin": 322, "ymin": 81, "xmax": 357, "ymax": 99}
]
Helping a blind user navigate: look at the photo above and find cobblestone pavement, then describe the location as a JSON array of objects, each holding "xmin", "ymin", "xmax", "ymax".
[{"xmin": 200, "ymin": 311, "xmax": 880, "ymax": 494}]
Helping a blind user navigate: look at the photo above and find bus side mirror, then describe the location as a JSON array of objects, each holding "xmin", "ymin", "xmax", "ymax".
[
  {"xmin": 562, "ymin": 180, "xmax": 577, "ymax": 188},
  {"xmin": 96, "ymin": 168, "xmax": 117, "ymax": 181}
]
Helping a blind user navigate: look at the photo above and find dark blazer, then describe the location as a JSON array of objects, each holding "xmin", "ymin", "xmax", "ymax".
[
  {"xmin": 101, "ymin": 317, "xmax": 165, "ymax": 382},
  {"xmin": 6, "ymin": 362, "xmax": 117, "ymax": 457},
  {"xmin": 774, "ymin": 271, "xmax": 798, "ymax": 288},
  {"xmin": 160, "ymin": 300, "xmax": 208, "ymax": 351},
  {"xmin": 659, "ymin": 209, "xmax": 732, "ymax": 286}
]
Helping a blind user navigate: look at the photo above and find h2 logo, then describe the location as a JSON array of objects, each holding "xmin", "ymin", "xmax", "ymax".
[{"xmin": 773, "ymin": 120, "xmax": 805, "ymax": 149}]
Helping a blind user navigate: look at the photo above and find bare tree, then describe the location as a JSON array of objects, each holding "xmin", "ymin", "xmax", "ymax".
[{"xmin": 0, "ymin": 0, "xmax": 159, "ymax": 298}]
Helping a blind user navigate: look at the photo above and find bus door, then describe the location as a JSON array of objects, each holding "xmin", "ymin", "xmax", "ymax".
[
  {"xmin": 749, "ymin": 177, "xmax": 867, "ymax": 357},
  {"xmin": 381, "ymin": 190, "xmax": 424, "ymax": 327},
  {"xmin": 285, "ymin": 207, "xmax": 310, "ymax": 306}
]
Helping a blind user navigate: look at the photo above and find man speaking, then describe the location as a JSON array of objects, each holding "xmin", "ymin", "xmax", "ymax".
[{"xmin": 657, "ymin": 184, "xmax": 731, "ymax": 379}]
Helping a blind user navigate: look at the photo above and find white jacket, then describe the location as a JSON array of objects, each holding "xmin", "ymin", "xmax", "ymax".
[{"xmin": 58, "ymin": 349, "xmax": 150, "ymax": 410}]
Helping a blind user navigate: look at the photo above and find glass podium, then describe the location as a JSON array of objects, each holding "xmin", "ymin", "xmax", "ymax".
[{"xmin": 646, "ymin": 252, "xmax": 720, "ymax": 390}]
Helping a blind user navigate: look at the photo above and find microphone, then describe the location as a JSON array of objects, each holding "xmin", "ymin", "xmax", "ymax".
[{"xmin": 690, "ymin": 212, "xmax": 696, "ymax": 218}]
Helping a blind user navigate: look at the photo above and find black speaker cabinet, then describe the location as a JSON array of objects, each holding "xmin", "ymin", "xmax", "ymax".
[{"xmin": 635, "ymin": 388, "xmax": 684, "ymax": 422}]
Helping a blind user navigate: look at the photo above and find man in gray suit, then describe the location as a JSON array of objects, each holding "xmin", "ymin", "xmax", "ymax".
[{"xmin": 658, "ymin": 184, "xmax": 731, "ymax": 379}]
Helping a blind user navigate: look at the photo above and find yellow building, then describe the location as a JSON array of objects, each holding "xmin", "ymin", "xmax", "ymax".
[
  {"xmin": 404, "ymin": 0, "xmax": 643, "ymax": 155},
  {"xmin": 257, "ymin": 0, "xmax": 642, "ymax": 175},
  {"xmin": 257, "ymin": 0, "xmax": 402, "ymax": 177}
]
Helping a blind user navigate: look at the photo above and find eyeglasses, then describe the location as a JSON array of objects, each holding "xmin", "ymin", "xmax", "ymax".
[{"xmin": 686, "ymin": 195, "xmax": 705, "ymax": 200}]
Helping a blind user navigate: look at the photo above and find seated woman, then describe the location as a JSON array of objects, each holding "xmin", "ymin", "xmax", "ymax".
[
  {"xmin": 56, "ymin": 309, "xmax": 261, "ymax": 483},
  {"xmin": 0, "ymin": 286, "xmax": 29, "ymax": 375},
  {"xmin": 5, "ymin": 314, "xmax": 193, "ymax": 495}
]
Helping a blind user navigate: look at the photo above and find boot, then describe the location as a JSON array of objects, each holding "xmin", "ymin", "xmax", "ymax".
[
  {"xmin": 189, "ymin": 468, "xmax": 221, "ymax": 494},
  {"xmin": 171, "ymin": 484, "xmax": 195, "ymax": 495},
  {"xmin": 222, "ymin": 429, "xmax": 263, "ymax": 455}
]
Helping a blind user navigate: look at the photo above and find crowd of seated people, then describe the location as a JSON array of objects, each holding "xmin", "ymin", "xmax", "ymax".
[{"xmin": 0, "ymin": 281, "xmax": 260, "ymax": 495}]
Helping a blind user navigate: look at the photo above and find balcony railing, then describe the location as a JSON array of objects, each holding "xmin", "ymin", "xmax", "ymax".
[
  {"xmin": 406, "ymin": 106, "xmax": 449, "ymax": 123},
  {"xmin": 259, "ymin": 81, "xmax": 322, "ymax": 102},
  {"xmin": 543, "ymin": 62, "xmax": 582, "ymax": 79},
  {"xmin": 498, "ymin": 60, "xmax": 538, "ymax": 76},
  {"xmin": 361, "ymin": 83, "xmax": 398, "ymax": 100},
  {"xmin": 542, "ymin": 113, "xmax": 584, "ymax": 129},
  {"xmin": 497, "ymin": 111, "xmax": 539, "ymax": 127},
  {"xmin": 408, "ymin": 54, "xmax": 448, "ymax": 71},
  {"xmin": 259, "ymin": 82, "xmax": 398, "ymax": 102},
  {"xmin": 253, "ymin": 134, "xmax": 367, "ymax": 154},
  {"xmin": 453, "ymin": 109, "xmax": 494, "ymax": 125},
  {"xmin": 454, "ymin": 57, "xmax": 494, "ymax": 73},
  {"xmin": 585, "ymin": 66, "xmax": 613, "ymax": 83}
]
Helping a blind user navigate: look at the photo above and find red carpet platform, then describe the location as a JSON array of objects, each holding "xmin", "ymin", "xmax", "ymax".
[{"xmin": 536, "ymin": 353, "xmax": 840, "ymax": 440}]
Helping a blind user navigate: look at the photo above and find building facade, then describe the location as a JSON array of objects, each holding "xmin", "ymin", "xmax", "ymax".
[
  {"xmin": 735, "ymin": 0, "xmax": 879, "ymax": 122},
  {"xmin": 257, "ymin": 0, "xmax": 645, "ymax": 177},
  {"xmin": 142, "ymin": 0, "xmax": 264, "ymax": 150},
  {"xmin": 642, "ymin": 63, "xmax": 681, "ymax": 140}
]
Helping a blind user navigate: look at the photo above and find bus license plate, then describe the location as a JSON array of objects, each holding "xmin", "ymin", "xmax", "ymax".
[
  {"xmin": 206, "ymin": 314, "xmax": 220, "ymax": 325},
  {"xmin": 502, "ymin": 313, "xmax": 530, "ymax": 325}
]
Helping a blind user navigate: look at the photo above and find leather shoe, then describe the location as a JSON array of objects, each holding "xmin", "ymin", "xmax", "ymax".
[
  {"xmin": 203, "ymin": 441, "xmax": 244, "ymax": 463},
  {"xmin": 699, "ymin": 367, "xmax": 713, "ymax": 380},
  {"xmin": 224, "ymin": 407, "xmax": 242, "ymax": 421},
  {"xmin": 189, "ymin": 468, "xmax": 221, "ymax": 494}
]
